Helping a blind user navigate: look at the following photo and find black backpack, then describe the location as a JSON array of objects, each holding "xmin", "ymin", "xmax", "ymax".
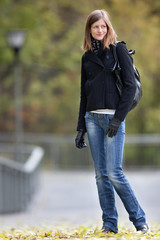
[{"xmin": 112, "ymin": 42, "xmax": 142, "ymax": 111}]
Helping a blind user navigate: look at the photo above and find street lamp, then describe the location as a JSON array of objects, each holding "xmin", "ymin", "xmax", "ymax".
[
  {"xmin": 7, "ymin": 30, "xmax": 27, "ymax": 161},
  {"xmin": 7, "ymin": 30, "xmax": 27, "ymax": 58}
]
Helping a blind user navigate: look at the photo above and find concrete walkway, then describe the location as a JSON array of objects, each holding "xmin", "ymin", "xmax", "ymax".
[{"xmin": 0, "ymin": 170, "xmax": 160, "ymax": 230}]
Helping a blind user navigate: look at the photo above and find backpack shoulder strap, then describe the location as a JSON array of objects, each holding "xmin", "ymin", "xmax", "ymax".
[{"xmin": 112, "ymin": 42, "xmax": 121, "ymax": 71}]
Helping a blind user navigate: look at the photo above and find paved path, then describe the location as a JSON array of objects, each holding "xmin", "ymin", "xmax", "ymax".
[{"xmin": 0, "ymin": 170, "xmax": 160, "ymax": 230}]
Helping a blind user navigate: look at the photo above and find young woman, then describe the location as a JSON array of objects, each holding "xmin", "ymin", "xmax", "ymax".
[{"xmin": 75, "ymin": 9, "xmax": 148, "ymax": 234}]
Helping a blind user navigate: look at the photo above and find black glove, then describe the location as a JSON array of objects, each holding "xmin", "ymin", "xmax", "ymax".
[
  {"xmin": 106, "ymin": 118, "xmax": 122, "ymax": 138},
  {"xmin": 75, "ymin": 129, "xmax": 87, "ymax": 149}
]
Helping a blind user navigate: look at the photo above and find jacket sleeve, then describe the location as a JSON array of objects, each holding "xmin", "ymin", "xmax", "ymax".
[
  {"xmin": 114, "ymin": 42, "xmax": 136, "ymax": 121},
  {"xmin": 76, "ymin": 54, "xmax": 87, "ymax": 132}
]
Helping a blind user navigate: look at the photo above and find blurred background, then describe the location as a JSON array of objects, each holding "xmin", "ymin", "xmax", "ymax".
[{"xmin": 0, "ymin": 0, "xmax": 160, "ymax": 230}]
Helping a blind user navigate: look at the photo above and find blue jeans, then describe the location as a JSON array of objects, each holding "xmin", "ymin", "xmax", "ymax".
[{"xmin": 85, "ymin": 112, "xmax": 146, "ymax": 233}]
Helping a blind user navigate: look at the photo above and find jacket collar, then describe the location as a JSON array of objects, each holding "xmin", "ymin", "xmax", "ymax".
[{"xmin": 85, "ymin": 50, "xmax": 104, "ymax": 68}]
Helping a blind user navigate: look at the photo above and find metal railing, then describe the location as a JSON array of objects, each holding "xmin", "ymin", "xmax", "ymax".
[
  {"xmin": 0, "ymin": 144, "xmax": 44, "ymax": 213},
  {"xmin": 0, "ymin": 133, "xmax": 159, "ymax": 170}
]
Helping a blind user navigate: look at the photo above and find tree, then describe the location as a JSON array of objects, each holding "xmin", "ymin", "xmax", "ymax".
[{"xmin": 0, "ymin": 0, "xmax": 159, "ymax": 133}]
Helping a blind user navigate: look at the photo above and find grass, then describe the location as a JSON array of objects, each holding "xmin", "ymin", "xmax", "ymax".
[{"xmin": 0, "ymin": 223, "xmax": 160, "ymax": 240}]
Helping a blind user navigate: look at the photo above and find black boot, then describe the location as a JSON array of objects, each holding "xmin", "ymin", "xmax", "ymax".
[
  {"xmin": 102, "ymin": 226, "xmax": 117, "ymax": 234},
  {"xmin": 136, "ymin": 224, "xmax": 149, "ymax": 233}
]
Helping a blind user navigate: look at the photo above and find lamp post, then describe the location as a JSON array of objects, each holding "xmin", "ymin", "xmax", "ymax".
[{"xmin": 7, "ymin": 30, "xmax": 27, "ymax": 161}]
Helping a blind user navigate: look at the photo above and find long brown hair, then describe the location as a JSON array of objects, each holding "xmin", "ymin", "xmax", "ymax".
[{"xmin": 82, "ymin": 9, "xmax": 117, "ymax": 51}]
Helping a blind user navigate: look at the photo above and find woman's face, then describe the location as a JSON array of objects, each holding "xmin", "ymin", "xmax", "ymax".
[{"xmin": 90, "ymin": 18, "xmax": 107, "ymax": 41}]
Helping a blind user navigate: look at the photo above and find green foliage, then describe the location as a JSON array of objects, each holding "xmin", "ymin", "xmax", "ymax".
[{"xmin": 0, "ymin": 0, "xmax": 160, "ymax": 133}]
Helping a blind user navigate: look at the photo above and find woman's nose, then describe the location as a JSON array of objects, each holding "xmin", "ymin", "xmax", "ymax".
[{"xmin": 98, "ymin": 27, "xmax": 103, "ymax": 32}]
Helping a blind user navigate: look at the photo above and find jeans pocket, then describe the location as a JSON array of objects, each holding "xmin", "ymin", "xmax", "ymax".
[
  {"xmin": 108, "ymin": 115, "xmax": 114, "ymax": 121},
  {"xmin": 85, "ymin": 112, "xmax": 92, "ymax": 119}
]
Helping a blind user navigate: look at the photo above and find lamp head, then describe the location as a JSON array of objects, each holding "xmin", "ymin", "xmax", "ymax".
[{"xmin": 7, "ymin": 30, "xmax": 27, "ymax": 56}]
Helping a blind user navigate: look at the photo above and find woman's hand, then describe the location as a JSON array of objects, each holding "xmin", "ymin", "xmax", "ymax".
[
  {"xmin": 106, "ymin": 118, "xmax": 121, "ymax": 138},
  {"xmin": 75, "ymin": 130, "xmax": 87, "ymax": 149}
]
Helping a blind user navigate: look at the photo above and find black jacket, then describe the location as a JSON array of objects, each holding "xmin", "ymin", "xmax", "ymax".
[{"xmin": 77, "ymin": 42, "xmax": 136, "ymax": 132}]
